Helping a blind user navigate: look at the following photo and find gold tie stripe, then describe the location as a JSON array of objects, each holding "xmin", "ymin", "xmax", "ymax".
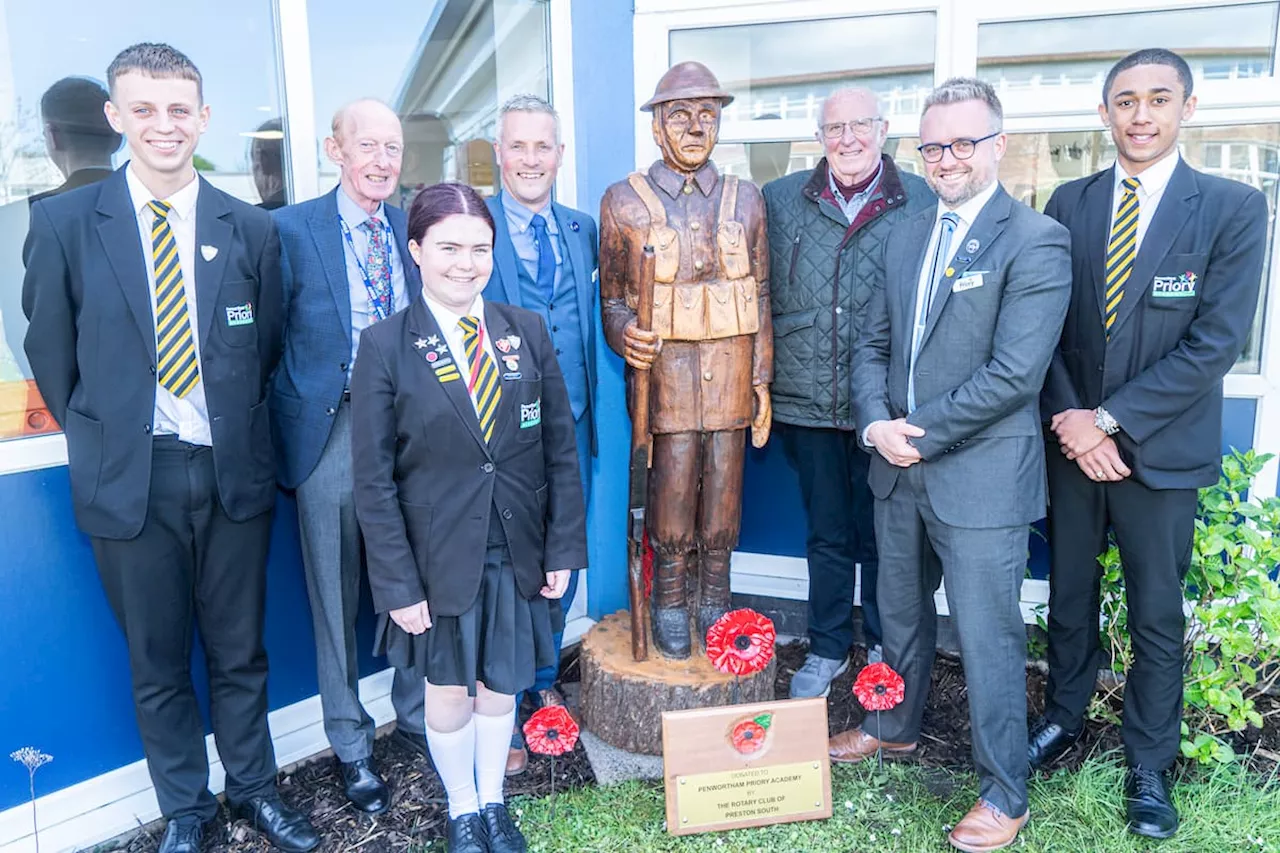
[
  {"xmin": 459, "ymin": 316, "xmax": 501, "ymax": 442},
  {"xmin": 148, "ymin": 200, "xmax": 200, "ymax": 398},
  {"xmin": 1104, "ymin": 177, "xmax": 1141, "ymax": 336}
]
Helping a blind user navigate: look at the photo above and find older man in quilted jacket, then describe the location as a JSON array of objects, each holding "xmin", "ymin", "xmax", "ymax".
[{"xmin": 763, "ymin": 87, "xmax": 934, "ymax": 698}]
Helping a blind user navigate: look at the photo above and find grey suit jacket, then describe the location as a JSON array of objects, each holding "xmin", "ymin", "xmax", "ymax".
[{"xmin": 852, "ymin": 184, "xmax": 1071, "ymax": 528}]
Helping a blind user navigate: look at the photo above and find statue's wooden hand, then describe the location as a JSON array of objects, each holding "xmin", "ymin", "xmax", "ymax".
[
  {"xmin": 751, "ymin": 384, "xmax": 772, "ymax": 448},
  {"xmin": 622, "ymin": 320, "xmax": 662, "ymax": 370}
]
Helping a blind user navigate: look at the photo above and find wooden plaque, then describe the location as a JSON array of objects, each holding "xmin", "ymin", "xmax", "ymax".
[{"xmin": 662, "ymin": 697, "xmax": 832, "ymax": 835}]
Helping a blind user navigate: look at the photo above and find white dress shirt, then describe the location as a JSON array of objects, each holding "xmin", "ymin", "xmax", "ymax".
[
  {"xmin": 865, "ymin": 179, "xmax": 1001, "ymax": 444},
  {"xmin": 125, "ymin": 164, "xmax": 211, "ymax": 446},
  {"xmin": 421, "ymin": 292, "xmax": 498, "ymax": 410},
  {"xmin": 1111, "ymin": 148, "xmax": 1180, "ymax": 254}
]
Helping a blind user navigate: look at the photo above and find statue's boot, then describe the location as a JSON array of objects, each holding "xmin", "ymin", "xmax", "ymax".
[
  {"xmin": 651, "ymin": 550, "xmax": 691, "ymax": 659},
  {"xmin": 697, "ymin": 548, "xmax": 733, "ymax": 647}
]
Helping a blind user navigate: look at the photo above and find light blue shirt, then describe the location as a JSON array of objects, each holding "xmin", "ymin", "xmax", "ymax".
[
  {"xmin": 501, "ymin": 188, "xmax": 563, "ymax": 290},
  {"xmin": 337, "ymin": 186, "xmax": 408, "ymax": 372}
]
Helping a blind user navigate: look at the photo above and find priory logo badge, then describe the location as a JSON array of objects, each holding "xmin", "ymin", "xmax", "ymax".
[
  {"xmin": 1152, "ymin": 271, "xmax": 1198, "ymax": 299},
  {"xmin": 520, "ymin": 399, "xmax": 542, "ymax": 429}
]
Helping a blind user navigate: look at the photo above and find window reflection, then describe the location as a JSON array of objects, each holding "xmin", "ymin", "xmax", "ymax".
[
  {"xmin": 307, "ymin": 0, "xmax": 550, "ymax": 203},
  {"xmin": 669, "ymin": 13, "xmax": 936, "ymax": 125},
  {"xmin": 977, "ymin": 4, "xmax": 1279, "ymax": 96},
  {"xmin": 0, "ymin": 2, "xmax": 286, "ymax": 442},
  {"xmin": 998, "ymin": 125, "xmax": 1279, "ymax": 373}
]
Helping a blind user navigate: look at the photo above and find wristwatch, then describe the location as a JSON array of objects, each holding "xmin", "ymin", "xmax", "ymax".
[{"xmin": 1094, "ymin": 406, "xmax": 1120, "ymax": 436}]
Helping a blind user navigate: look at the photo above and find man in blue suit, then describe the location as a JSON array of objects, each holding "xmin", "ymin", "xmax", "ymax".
[
  {"xmin": 484, "ymin": 94, "xmax": 598, "ymax": 775},
  {"xmin": 269, "ymin": 99, "xmax": 424, "ymax": 813}
]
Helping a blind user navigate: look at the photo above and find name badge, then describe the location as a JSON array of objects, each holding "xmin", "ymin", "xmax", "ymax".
[
  {"xmin": 520, "ymin": 399, "xmax": 542, "ymax": 429},
  {"xmin": 225, "ymin": 302, "xmax": 254, "ymax": 326},
  {"xmin": 953, "ymin": 272, "xmax": 984, "ymax": 293},
  {"xmin": 1152, "ymin": 271, "xmax": 1198, "ymax": 298}
]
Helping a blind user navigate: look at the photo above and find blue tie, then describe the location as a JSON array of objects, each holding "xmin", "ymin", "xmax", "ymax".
[{"xmin": 529, "ymin": 213, "xmax": 557, "ymax": 303}]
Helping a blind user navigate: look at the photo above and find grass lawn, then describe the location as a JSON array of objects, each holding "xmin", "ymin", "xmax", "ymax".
[{"xmin": 479, "ymin": 756, "xmax": 1280, "ymax": 853}]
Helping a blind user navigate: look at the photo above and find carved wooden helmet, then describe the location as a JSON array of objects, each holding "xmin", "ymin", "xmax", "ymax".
[{"xmin": 640, "ymin": 61, "xmax": 735, "ymax": 112}]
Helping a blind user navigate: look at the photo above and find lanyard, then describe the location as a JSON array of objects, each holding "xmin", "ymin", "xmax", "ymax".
[{"xmin": 338, "ymin": 216, "xmax": 393, "ymax": 321}]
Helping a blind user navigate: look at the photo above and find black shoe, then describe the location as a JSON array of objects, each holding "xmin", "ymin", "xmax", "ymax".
[
  {"xmin": 1027, "ymin": 716, "xmax": 1082, "ymax": 769},
  {"xmin": 482, "ymin": 803, "xmax": 528, "ymax": 853},
  {"xmin": 697, "ymin": 603, "xmax": 730, "ymax": 650},
  {"xmin": 341, "ymin": 756, "xmax": 391, "ymax": 815},
  {"xmin": 1125, "ymin": 767, "xmax": 1179, "ymax": 839},
  {"xmin": 158, "ymin": 817, "xmax": 204, "ymax": 853},
  {"xmin": 652, "ymin": 605, "xmax": 691, "ymax": 659},
  {"xmin": 233, "ymin": 794, "xmax": 320, "ymax": 852},
  {"xmin": 447, "ymin": 812, "xmax": 489, "ymax": 853}
]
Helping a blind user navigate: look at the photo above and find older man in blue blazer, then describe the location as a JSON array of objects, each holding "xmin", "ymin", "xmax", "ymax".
[
  {"xmin": 483, "ymin": 94, "xmax": 599, "ymax": 775},
  {"xmin": 269, "ymin": 99, "xmax": 424, "ymax": 814}
]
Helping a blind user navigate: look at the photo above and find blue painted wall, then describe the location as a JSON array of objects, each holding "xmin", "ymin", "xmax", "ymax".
[
  {"xmin": 571, "ymin": 0, "xmax": 634, "ymax": 620},
  {"xmin": 0, "ymin": 470, "xmax": 388, "ymax": 810}
]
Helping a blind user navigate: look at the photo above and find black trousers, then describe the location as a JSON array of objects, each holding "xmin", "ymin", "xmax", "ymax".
[
  {"xmin": 91, "ymin": 437, "xmax": 277, "ymax": 821},
  {"xmin": 779, "ymin": 424, "xmax": 881, "ymax": 659},
  {"xmin": 1044, "ymin": 443, "xmax": 1197, "ymax": 771}
]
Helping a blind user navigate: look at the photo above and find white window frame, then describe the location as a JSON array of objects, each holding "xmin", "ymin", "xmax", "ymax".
[{"xmin": 0, "ymin": 0, "xmax": 576, "ymax": 478}]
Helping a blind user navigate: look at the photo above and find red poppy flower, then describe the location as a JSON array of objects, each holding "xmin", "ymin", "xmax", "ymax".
[
  {"xmin": 729, "ymin": 713, "xmax": 772, "ymax": 754},
  {"xmin": 523, "ymin": 706, "xmax": 579, "ymax": 757},
  {"xmin": 705, "ymin": 608, "xmax": 776, "ymax": 676},
  {"xmin": 853, "ymin": 662, "xmax": 905, "ymax": 712}
]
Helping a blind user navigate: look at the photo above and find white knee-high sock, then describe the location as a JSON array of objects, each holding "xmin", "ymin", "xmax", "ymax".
[
  {"xmin": 426, "ymin": 718, "xmax": 480, "ymax": 818},
  {"xmin": 473, "ymin": 705, "xmax": 517, "ymax": 806}
]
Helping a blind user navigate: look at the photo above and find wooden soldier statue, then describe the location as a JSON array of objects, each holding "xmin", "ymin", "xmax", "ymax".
[{"xmin": 600, "ymin": 61, "xmax": 772, "ymax": 659}]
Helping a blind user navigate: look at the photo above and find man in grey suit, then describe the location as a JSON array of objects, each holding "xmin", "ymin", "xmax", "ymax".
[
  {"xmin": 269, "ymin": 100, "xmax": 426, "ymax": 814},
  {"xmin": 830, "ymin": 78, "xmax": 1070, "ymax": 853}
]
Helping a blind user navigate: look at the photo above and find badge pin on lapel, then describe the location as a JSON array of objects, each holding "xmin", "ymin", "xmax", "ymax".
[
  {"xmin": 201, "ymin": 245, "xmax": 218, "ymax": 262},
  {"xmin": 966, "ymin": 238, "xmax": 980, "ymax": 254}
]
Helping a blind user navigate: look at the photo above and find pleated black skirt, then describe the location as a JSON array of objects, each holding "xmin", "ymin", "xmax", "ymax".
[{"xmin": 374, "ymin": 537, "xmax": 557, "ymax": 697}]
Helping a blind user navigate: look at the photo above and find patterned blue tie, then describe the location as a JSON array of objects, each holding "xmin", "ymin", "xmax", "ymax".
[
  {"xmin": 361, "ymin": 219, "xmax": 393, "ymax": 320},
  {"xmin": 529, "ymin": 213, "xmax": 557, "ymax": 303}
]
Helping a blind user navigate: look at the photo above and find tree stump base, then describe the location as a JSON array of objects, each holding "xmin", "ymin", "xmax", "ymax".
[{"xmin": 579, "ymin": 611, "xmax": 777, "ymax": 756}]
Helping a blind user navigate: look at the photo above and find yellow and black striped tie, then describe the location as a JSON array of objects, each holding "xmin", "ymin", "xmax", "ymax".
[
  {"xmin": 1104, "ymin": 177, "xmax": 1141, "ymax": 337},
  {"xmin": 460, "ymin": 316, "xmax": 501, "ymax": 442},
  {"xmin": 148, "ymin": 200, "xmax": 200, "ymax": 398}
]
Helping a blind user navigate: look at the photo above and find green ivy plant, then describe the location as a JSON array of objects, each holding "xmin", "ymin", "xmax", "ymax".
[{"xmin": 1090, "ymin": 449, "xmax": 1280, "ymax": 764}]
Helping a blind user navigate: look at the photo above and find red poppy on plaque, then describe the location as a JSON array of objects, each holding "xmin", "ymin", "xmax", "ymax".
[
  {"xmin": 853, "ymin": 661, "xmax": 905, "ymax": 712},
  {"xmin": 705, "ymin": 608, "xmax": 777, "ymax": 677},
  {"xmin": 728, "ymin": 712, "xmax": 773, "ymax": 755},
  {"xmin": 523, "ymin": 705, "xmax": 580, "ymax": 757}
]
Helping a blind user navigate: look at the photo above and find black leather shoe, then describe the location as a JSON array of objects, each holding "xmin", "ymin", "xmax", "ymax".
[
  {"xmin": 482, "ymin": 803, "xmax": 528, "ymax": 853},
  {"xmin": 1027, "ymin": 715, "xmax": 1082, "ymax": 769},
  {"xmin": 341, "ymin": 757, "xmax": 391, "ymax": 815},
  {"xmin": 158, "ymin": 817, "xmax": 204, "ymax": 853},
  {"xmin": 1125, "ymin": 767, "xmax": 1179, "ymax": 839},
  {"xmin": 447, "ymin": 812, "xmax": 489, "ymax": 853},
  {"xmin": 233, "ymin": 794, "xmax": 320, "ymax": 852}
]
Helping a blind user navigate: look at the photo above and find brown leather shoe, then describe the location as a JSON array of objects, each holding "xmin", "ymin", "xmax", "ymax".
[
  {"xmin": 828, "ymin": 728, "xmax": 916, "ymax": 764},
  {"xmin": 505, "ymin": 744, "xmax": 528, "ymax": 776},
  {"xmin": 948, "ymin": 799, "xmax": 1028, "ymax": 852}
]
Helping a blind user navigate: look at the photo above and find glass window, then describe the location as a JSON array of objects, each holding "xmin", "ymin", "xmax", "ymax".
[
  {"xmin": 715, "ymin": 136, "xmax": 924, "ymax": 186},
  {"xmin": 998, "ymin": 124, "xmax": 1280, "ymax": 373},
  {"xmin": 0, "ymin": 2, "xmax": 286, "ymax": 442},
  {"xmin": 307, "ymin": 0, "xmax": 551, "ymax": 203},
  {"xmin": 977, "ymin": 4, "xmax": 1280, "ymax": 98},
  {"xmin": 668, "ymin": 13, "xmax": 936, "ymax": 126}
]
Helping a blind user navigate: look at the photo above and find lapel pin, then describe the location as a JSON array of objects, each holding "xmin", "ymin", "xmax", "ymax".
[
  {"xmin": 496, "ymin": 338, "xmax": 511, "ymax": 354},
  {"xmin": 945, "ymin": 266, "xmax": 955, "ymax": 277},
  {"xmin": 965, "ymin": 238, "xmax": 980, "ymax": 254},
  {"xmin": 570, "ymin": 220, "xmax": 580, "ymax": 232},
  {"xmin": 426, "ymin": 350, "xmax": 439, "ymax": 362},
  {"xmin": 426, "ymin": 334, "xmax": 441, "ymax": 346},
  {"xmin": 414, "ymin": 338, "xmax": 428, "ymax": 349},
  {"xmin": 201, "ymin": 245, "xmax": 218, "ymax": 262},
  {"xmin": 507, "ymin": 335, "xmax": 521, "ymax": 351},
  {"xmin": 503, "ymin": 356, "xmax": 520, "ymax": 372}
]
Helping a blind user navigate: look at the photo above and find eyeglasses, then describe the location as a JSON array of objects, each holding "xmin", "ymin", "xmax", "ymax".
[
  {"xmin": 916, "ymin": 131, "xmax": 1001, "ymax": 163},
  {"xmin": 820, "ymin": 118, "xmax": 883, "ymax": 139}
]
